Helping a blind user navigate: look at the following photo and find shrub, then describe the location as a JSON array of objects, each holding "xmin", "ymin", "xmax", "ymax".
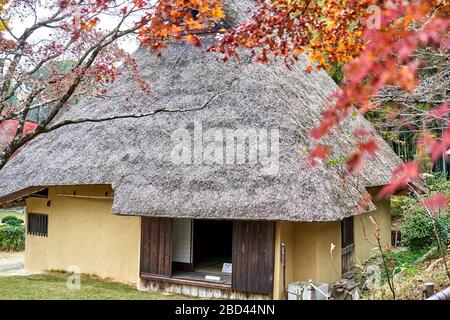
[
  {"xmin": 1, "ymin": 215, "xmax": 24, "ymax": 226},
  {"xmin": 401, "ymin": 209, "xmax": 449, "ymax": 250},
  {"xmin": 0, "ymin": 224, "xmax": 25, "ymax": 251},
  {"xmin": 423, "ymin": 173, "xmax": 450, "ymax": 193},
  {"xmin": 390, "ymin": 174, "xmax": 449, "ymax": 221},
  {"xmin": 4, "ymin": 219, "xmax": 24, "ymax": 227},
  {"xmin": 391, "ymin": 196, "xmax": 416, "ymax": 219}
]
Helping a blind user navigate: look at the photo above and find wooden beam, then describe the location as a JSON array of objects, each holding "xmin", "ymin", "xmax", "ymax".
[{"xmin": 57, "ymin": 194, "xmax": 113, "ymax": 200}]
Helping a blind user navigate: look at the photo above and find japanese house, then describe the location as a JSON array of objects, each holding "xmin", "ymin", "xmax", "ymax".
[{"xmin": 0, "ymin": 0, "xmax": 400, "ymax": 299}]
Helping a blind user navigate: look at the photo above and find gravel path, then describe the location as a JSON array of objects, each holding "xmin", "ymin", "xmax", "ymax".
[
  {"xmin": 0, "ymin": 251, "xmax": 42, "ymax": 276},
  {"xmin": 0, "ymin": 252, "xmax": 25, "ymax": 275}
]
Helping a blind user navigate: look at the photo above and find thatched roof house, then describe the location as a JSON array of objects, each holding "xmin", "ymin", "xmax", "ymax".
[
  {"xmin": 0, "ymin": 0, "xmax": 400, "ymax": 299},
  {"xmin": 0, "ymin": 40, "xmax": 399, "ymax": 221}
]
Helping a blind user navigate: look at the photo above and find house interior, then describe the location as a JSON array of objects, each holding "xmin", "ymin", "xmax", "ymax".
[{"xmin": 172, "ymin": 219, "xmax": 233, "ymax": 284}]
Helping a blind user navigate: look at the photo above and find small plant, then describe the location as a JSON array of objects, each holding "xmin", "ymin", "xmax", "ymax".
[{"xmin": 0, "ymin": 224, "xmax": 25, "ymax": 251}]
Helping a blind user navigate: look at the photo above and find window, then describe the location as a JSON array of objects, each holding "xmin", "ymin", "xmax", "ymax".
[
  {"xmin": 27, "ymin": 213, "xmax": 48, "ymax": 237},
  {"xmin": 341, "ymin": 216, "xmax": 354, "ymax": 248},
  {"xmin": 341, "ymin": 216, "xmax": 355, "ymax": 275}
]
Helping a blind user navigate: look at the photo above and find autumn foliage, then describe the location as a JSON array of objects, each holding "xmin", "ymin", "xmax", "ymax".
[
  {"xmin": 211, "ymin": 0, "xmax": 449, "ymax": 206},
  {"xmin": 0, "ymin": 0, "xmax": 226, "ymax": 169},
  {"xmin": 138, "ymin": 0, "xmax": 224, "ymax": 51},
  {"xmin": 0, "ymin": 119, "xmax": 37, "ymax": 149}
]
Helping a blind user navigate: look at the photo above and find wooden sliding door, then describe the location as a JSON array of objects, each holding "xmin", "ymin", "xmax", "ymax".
[
  {"xmin": 140, "ymin": 217, "xmax": 173, "ymax": 277},
  {"xmin": 232, "ymin": 220, "xmax": 275, "ymax": 295}
]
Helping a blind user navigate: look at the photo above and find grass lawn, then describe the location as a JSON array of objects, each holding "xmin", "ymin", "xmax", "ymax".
[{"xmin": 0, "ymin": 272, "xmax": 189, "ymax": 300}]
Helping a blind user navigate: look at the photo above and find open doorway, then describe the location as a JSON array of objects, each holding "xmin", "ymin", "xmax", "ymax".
[
  {"xmin": 172, "ymin": 219, "xmax": 233, "ymax": 284},
  {"xmin": 193, "ymin": 219, "xmax": 232, "ymax": 273}
]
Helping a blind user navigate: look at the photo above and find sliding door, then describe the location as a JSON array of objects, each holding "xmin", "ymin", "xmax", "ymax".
[
  {"xmin": 232, "ymin": 220, "xmax": 275, "ymax": 295},
  {"xmin": 140, "ymin": 217, "xmax": 173, "ymax": 277}
]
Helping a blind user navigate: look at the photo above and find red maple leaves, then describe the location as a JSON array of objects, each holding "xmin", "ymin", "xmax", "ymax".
[
  {"xmin": 306, "ymin": 144, "xmax": 331, "ymax": 167},
  {"xmin": 423, "ymin": 193, "xmax": 449, "ymax": 215},
  {"xmin": 0, "ymin": 120, "xmax": 38, "ymax": 151},
  {"xmin": 378, "ymin": 161, "xmax": 420, "ymax": 199},
  {"xmin": 215, "ymin": 0, "xmax": 449, "ymax": 200}
]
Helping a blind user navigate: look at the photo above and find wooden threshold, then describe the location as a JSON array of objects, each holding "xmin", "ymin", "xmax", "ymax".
[{"xmin": 140, "ymin": 273, "xmax": 232, "ymax": 290}]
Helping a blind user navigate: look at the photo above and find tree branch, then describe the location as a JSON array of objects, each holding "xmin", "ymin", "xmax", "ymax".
[{"xmin": 43, "ymin": 90, "xmax": 238, "ymax": 133}]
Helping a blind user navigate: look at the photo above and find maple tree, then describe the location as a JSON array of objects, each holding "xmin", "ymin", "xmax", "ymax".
[{"xmin": 0, "ymin": 0, "xmax": 223, "ymax": 169}]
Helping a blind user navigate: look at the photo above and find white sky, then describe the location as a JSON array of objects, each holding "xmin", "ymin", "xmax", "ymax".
[{"xmin": 8, "ymin": 3, "xmax": 140, "ymax": 54}]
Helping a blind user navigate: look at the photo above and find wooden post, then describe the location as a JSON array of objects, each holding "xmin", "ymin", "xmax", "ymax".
[
  {"xmin": 307, "ymin": 280, "xmax": 315, "ymax": 300},
  {"xmin": 423, "ymin": 282, "xmax": 435, "ymax": 298},
  {"xmin": 280, "ymin": 243, "xmax": 286, "ymax": 300}
]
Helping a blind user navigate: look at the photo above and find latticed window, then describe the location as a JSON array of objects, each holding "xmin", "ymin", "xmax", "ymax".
[
  {"xmin": 27, "ymin": 213, "xmax": 48, "ymax": 237},
  {"xmin": 341, "ymin": 216, "xmax": 355, "ymax": 275},
  {"xmin": 341, "ymin": 216, "xmax": 354, "ymax": 248}
]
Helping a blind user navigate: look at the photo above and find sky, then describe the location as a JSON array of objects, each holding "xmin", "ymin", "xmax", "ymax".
[{"xmin": 8, "ymin": 2, "xmax": 140, "ymax": 54}]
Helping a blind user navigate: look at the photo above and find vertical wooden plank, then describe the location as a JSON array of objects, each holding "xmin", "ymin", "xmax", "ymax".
[
  {"xmin": 140, "ymin": 217, "xmax": 173, "ymax": 277},
  {"xmin": 165, "ymin": 218, "xmax": 173, "ymax": 276},
  {"xmin": 40, "ymin": 214, "xmax": 44, "ymax": 236},
  {"xmin": 341, "ymin": 216, "xmax": 355, "ymax": 274},
  {"xmin": 27, "ymin": 213, "xmax": 31, "ymax": 235},
  {"xmin": 37, "ymin": 214, "xmax": 41, "ymax": 236},
  {"xmin": 44, "ymin": 214, "xmax": 48, "ymax": 237},
  {"xmin": 149, "ymin": 217, "xmax": 158, "ymax": 274},
  {"xmin": 140, "ymin": 217, "xmax": 150, "ymax": 274},
  {"xmin": 232, "ymin": 220, "xmax": 275, "ymax": 295},
  {"xmin": 232, "ymin": 220, "xmax": 245, "ymax": 293},
  {"xmin": 265, "ymin": 222, "xmax": 275, "ymax": 294},
  {"xmin": 157, "ymin": 218, "xmax": 164, "ymax": 274}
]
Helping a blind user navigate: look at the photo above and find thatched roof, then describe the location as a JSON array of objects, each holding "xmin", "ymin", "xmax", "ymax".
[{"xmin": 0, "ymin": 2, "xmax": 401, "ymax": 221}]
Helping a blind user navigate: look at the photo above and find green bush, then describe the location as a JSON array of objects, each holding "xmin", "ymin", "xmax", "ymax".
[
  {"xmin": 390, "ymin": 174, "xmax": 449, "ymax": 220},
  {"xmin": 1, "ymin": 215, "xmax": 24, "ymax": 226},
  {"xmin": 4, "ymin": 219, "xmax": 24, "ymax": 227},
  {"xmin": 423, "ymin": 173, "xmax": 450, "ymax": 193},
  {"xmin": 391, "ymin": 196, "xmax": 416, "ymax": 219},
  {"xmin": 401, "ymin": 209, "xmax": 449, "ymax": 250},
  {"xmin": 0, "ymin": 224, "xmax": 25, "ymax": 251}
]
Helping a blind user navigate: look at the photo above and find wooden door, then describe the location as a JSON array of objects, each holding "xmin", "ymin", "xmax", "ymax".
[
  {"xmin": 232, "ymin": 220, "xmax": 275, "ymax": 295},
  {"xmin": 140, "ymin": 217, "xmax": 173, "ymax": 277},
  {"xmin": 341, "ymin": 216, "xmax": 355, "ymax": 275}
]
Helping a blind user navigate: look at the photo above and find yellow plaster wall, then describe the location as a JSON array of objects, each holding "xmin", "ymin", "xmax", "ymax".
[
  {"xmin": 273, "ymin": 221, "xmax": 294, "ymax": 300},
  {"xmin": 273, "ymin": 221, "xmax": 342, "ymax": 299},
  {"xmin": 272, "ymin": 200, "xmax": 391, "ymax": 300},
  {"xmin": 25, "ymin": 185, "xmax": 141, "ymax": 285},
  {"xmin": 354, "ymin": 195, "xmax": 392, "ymax": 264}
]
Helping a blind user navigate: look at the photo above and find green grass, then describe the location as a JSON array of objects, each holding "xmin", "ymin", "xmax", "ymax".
[
  {"xmin": 0, "ymin": 272, "xmax": 189, "ymax": 300},
  {"xmin": 377, "ymin": 247, "xmax": 430, "ymax": 281},
  {"xmin": 384, "ymin": 247, "xmax": 430, "ymax": 272}
]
